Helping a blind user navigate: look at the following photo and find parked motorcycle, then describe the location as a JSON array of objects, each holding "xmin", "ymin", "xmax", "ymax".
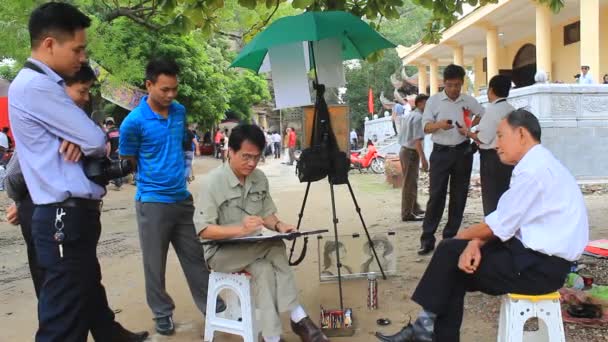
[{"xmin": 350, "ymin": 143, "xmax": 385, "ymax": 174}]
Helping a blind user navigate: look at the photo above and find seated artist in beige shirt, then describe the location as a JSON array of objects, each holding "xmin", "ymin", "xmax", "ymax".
[{"xmin": 196, "ymin": 124, "xmax": 329, "ymax": 342}]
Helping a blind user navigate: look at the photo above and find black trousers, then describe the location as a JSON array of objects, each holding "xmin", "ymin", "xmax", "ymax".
[
  {"xmin": 411, "ymin": 238, "xmax": 571, "ymax": 341},
  {"xmin": 480, "ymin": 149, "xmax": 514, "ymax": 216},
  {"xmin": 33, "ymin": 204, "xmax": 118, "ymax": 342},
  {"xmin": 421, "ymin": 143, "xmax": 473, "ymax": 245},
  {"xmin": 18, "ymin": 196, "xmax": 45, "ymax": 297}
]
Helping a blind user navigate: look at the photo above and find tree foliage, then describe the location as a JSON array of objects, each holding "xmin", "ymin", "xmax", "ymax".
[
  {"xmin": 345, "ymin": 2, "xmax": 430, "ymax": 130},
  {"xmin": 87, "ymin": 17, "xmax": 270, "ymax": 126},
  {"xmin": 0, "ymin": 0, "xmax": 44, "ymax": 62}
]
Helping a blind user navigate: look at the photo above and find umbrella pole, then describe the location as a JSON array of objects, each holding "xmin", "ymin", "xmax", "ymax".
[{"xmin": 308, "ymin": 41, "xmax": 320, "ymax": 85}]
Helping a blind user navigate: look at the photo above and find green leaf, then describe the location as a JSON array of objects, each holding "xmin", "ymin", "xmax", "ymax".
[{"xmin": 292, "ymin": 0, "xmax": 314, "ymax": 9}]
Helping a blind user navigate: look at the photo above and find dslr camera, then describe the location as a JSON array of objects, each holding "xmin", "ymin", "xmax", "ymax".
[{"xmin": 84, "ymin": 157, "xmax": 133, "ymax": 186}]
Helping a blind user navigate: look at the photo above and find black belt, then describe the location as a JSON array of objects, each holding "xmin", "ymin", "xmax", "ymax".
[
  {"xmin": 433, "ymin": 140, "xmax": 469, "ymax": 151},
  {"xmin": 46, "ymin": 198, "xmax": 102, "ymax": 211}
]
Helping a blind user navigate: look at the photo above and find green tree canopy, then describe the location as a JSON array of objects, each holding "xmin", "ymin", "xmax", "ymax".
[
  {"xmin": 344, "ymin": 1, "xmax": 430, "ymax": 130},
  {"xmin": 87, "ymin": 17, "xmax": 270, "ymax": 126}
]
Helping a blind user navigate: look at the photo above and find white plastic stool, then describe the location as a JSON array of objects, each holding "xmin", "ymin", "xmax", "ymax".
[
  {"xmin": 497, "ymin": 292, "xmax": 566, "ymax": 342},
  {"xmin": 204, "ymin": 271, "xmax": 259, "ymax": 342}
]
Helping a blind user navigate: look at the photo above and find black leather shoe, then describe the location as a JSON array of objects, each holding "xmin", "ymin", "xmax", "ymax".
[
  {"xmin": 216, "ymin": 297, "xmax": 227, "ymax": 313},
  {"xmin": 417, "ymin": 243, "xmax": 435, "ymax": 256},
  {"xmin": 375, "ymin": 323, "xmax": 433, "ymax": 342},
  {"xmin": 111, "ymin": 323, "xmax": 149, "ymax": 342}
]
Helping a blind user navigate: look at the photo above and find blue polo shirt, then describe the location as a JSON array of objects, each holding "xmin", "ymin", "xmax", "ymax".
[{"xmin": 119, "ymin": 96, "xmax": 189, "ymax": 203}]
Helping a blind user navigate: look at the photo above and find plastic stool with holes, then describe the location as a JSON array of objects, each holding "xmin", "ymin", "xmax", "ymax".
[
  {"xmin": 497, "ymin": 292, "xmax": 566, "ymax": 342},
  {"xmin": 204, "ymin": 271, "xmax": 259, "ymax": 342}
]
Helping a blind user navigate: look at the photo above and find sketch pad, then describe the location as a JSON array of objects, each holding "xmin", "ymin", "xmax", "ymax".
[{"xmin": 201, "ymin": 229, "xmax": 328, "ymax": 245}]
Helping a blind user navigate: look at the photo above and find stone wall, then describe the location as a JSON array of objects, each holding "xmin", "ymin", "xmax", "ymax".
[{"xmin": 478, "ymin": 84, "xmax": 608, "ymax": 180}]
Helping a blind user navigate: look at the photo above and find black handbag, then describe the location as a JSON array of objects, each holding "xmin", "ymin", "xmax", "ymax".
[{"xmin": 296, "ymin": 83, "xmax": 348, "ymax": 185}]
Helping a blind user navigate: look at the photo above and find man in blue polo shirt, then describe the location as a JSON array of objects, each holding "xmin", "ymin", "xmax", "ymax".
[{"xmin": 120, "ymin": 58, "xmax": 223, "ymax": 336}]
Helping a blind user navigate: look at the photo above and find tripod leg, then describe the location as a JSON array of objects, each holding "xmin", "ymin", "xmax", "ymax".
[
  {"xmin": 346, "ymin": 180, "xmax": 387, "ymax": 280},
  {"xmin": 329, "ymin": 182, "xmax": 344, "ymax": 312}
]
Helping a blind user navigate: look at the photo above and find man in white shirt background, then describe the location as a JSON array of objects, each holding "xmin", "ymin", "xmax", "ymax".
[
  {"xmin": 577, "ymin": 65, "xmax": 595, "ymax": 84},
  {"xmin": 350, "ymin": 129, "xmax": 358, "ymax": 150},
  {"xmin": 376, "ymin": 109, "xmax": 588, "ymax": 342},
  {"xmin": 460, "ymin": 75, "xmax": 515, "ymax": 216}
]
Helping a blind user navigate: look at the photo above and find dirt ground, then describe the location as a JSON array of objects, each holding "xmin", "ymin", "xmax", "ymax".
[{"xmin": 1, "ymin": 156, "xmax": 607, "ymax": 341}]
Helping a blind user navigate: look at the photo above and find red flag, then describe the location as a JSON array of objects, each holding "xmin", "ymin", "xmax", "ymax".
[
  {"xmin": 368, "ymin": 88, "xmax": 374, "ymax": 114},
  {"xmin": 463, "ymin": 107, "xmax": 472, "ymax": 128}
]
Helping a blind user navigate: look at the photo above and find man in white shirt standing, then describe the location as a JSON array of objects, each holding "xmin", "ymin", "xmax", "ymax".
[
  {"xmin": 418, "ymin": 64, "xmax": 484, "ymax": 255},
  {"xmin": 376, "ymin": 109, "xmax": 588, "ymax": 342},
  {"xmin": 578, "ymin": 65, "xmax": 595, "ymax": 84},
  {"xmin": 460, "ymin": 75, "xmax": 515, "ymax": 216}
]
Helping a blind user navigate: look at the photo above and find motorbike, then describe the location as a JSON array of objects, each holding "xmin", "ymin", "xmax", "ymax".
[{"xmin": 349, "ymin": 144, "xmax": 385, "ymax": 174}]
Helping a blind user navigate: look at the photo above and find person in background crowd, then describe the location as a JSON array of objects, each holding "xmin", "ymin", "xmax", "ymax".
[
  {"xmin": 0, "ymin": 129, "xmax": 8, "ymax": 163},
  {"xmin": 391, "ymin": 100, "xmax": 405, "ymax": 136},
  {"xmin": 119, "ymin": 58, "xmax": 224, "ymax": 336},
  {"xmin": 184, "ymin": 128, "xmax": 200, "ymax": 183},
  {"xmin": 578, "ymin": 65, "xmax": 595, "ymax": 84},
  {"xmin": 460, "ymin": 75, "xmax": 515, "ymax": 216},
  {"xmin": 286, "ymin": 127, "xmax": 297, "ymax": 165},
  {"xmin": 8, "ymin": 3, "xmax": 148, "ymax": 340},
  {"xmin": 104, "ymin": 118, "xmax": 123, "ymax": 189},
  {"xmin": 6, "ymin": 61, "xmax": 148, "ymax": 342},
  {"xmin": 272, "ymin": 131, "xmax": 282, "ymax": 159},
  {"xmin": 2, "ymin": 127, "xmax": 13, "ymax": 149},
  {"xmin": 214, "ymin": 129, "xmax": 224, "ymax": 159},
  {"xmin": 376, "ymin": 110, "xmax": 588, "ymax": 342},
  {"xmin": 197, "ymin": 124, "xmax": 329, "ymax": 342},
  {"xmin": 221, "ymin": 128, "xmax": 229, "ymax": 162},
  {"xmin": 350, "ymin": 128, "xmax": 358, "ymax": 150},
  {"xmin": 418, "ymin": 64, "xmax": 484, "ymax": 256},
  {"xmin": 399, "ymin": 94, "xmax": 429, "ymax": 222}
]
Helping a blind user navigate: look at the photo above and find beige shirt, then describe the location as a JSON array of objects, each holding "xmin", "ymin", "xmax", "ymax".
[
  {"xmin": 476, "ymin": 98, "xmax": 515, "ymax": 150},
  {"xmin": 196, "ymin": 163, "xmax": 278, "ymax": 260},
  {"xmin": 422, "ymin": 91, "xmax": 484, "ymax": 146}
]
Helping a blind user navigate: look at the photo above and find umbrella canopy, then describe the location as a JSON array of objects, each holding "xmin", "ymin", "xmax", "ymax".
[{"xmin": 230, "ymin": 11, "xmax": 396, "ymax": 72}]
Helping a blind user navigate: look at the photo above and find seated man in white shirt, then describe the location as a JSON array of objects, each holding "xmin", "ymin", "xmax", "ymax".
[{"xmin": 376, "ymin": 109, "xmax": 589, "ymax": 342}]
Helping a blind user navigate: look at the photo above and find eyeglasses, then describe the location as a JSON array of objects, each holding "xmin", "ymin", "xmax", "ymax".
[{"xmin": 237, "ymin": 152, "xmax": 262, "ymax": 163}]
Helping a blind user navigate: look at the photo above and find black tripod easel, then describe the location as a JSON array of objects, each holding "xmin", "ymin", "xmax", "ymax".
[
  {"xmin": 291, "ymin": 177, "xmax": 387, "ymax": 311},
  {"xmin": 286, "ymin": 42, "xmax": 385, "ymax": 313}
]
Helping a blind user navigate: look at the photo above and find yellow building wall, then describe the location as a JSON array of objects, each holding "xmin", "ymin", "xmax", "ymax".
[
  {"xmin": 484, "ymin": 10, "xmax": 608, "ymax": 84},
  {"xmin": 600, "ymin": 6, "xmax": 608, "ymax": 82},
  {"xmin": 551, "ymin": 17, "xmax": 581, "ymax": 83},
  {"xmin": 472, "ymin": 2, "xmax": 608, "ymax": 90}
]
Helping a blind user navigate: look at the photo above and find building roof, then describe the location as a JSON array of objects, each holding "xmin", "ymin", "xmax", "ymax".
[{"xmin": 397, "ymin": 0, "xmax": 600, "ymax": 66}]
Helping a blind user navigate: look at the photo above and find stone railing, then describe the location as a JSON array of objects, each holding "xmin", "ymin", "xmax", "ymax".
[
  {"xmin": 478, "ymin": 83, "xmax": 608, "ymax": 180},
  {"xmin": 363, "ymin": 114, "xmax": 393, "ymax": 144}
]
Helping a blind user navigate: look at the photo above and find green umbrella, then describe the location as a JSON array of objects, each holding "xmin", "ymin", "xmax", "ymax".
[{"xmin": 230, "ymin": 11, "xmax": 396, "ymax": 72}]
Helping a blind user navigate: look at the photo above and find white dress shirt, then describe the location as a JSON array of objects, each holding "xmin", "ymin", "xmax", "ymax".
[
  {"xmin": 477, "ymin": 98, "xmax": 515, "ymax": 150},
  {"xmin": 578, "ymin": 73, "xmax": 594, "ymax": 84},
  {"xmin": 422, "ymin": 91, "xmax": 485, "ymax": 146},
  {"xmin": 485, "ymin": 145, "xmax": 589, "ymax": 261}
]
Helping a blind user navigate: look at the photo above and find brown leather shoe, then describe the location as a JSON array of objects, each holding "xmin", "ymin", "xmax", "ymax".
[{"xmin": 291, "ymin": 317, "xmax": 329, "ymax": 342}]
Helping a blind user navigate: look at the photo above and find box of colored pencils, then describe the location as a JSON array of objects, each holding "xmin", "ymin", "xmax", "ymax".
[{"xmin": 320, "ymin": 307, "xmax": 355, "ymax": 337}]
